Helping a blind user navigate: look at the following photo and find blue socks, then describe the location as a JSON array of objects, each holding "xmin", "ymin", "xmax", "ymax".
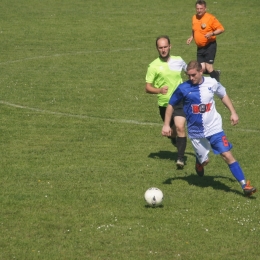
[{"xmin": 228, "ymin": 161, "xmax": 246, "ymax": 188}]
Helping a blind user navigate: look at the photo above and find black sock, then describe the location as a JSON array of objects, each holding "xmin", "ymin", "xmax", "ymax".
[
  {"xmin": 209, "ymin": 70, "xmax": 219, "ymax": 82},
  {"xmin": 176, "ymin": 137, "xmax": 187, "ymax": 159}
]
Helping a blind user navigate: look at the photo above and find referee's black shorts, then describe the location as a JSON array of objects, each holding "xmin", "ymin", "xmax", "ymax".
[{"xmin": 197, "ymin": 41, "xmax": 217, "ymax": 64}]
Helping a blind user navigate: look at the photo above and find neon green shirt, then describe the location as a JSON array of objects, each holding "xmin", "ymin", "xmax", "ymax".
[{"xmin": 146, "ymin": 56, "xmax": 187, "ymax": 107}]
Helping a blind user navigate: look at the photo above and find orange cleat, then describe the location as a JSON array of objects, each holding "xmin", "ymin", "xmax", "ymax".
[{"xmin": 243, "ymin": 181, "xmax": 257, "ymax": 197}]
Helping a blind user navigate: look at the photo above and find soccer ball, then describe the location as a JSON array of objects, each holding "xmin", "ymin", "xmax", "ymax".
[{"xmin": 144, "ymin": 187, "xmax": 164, "ymax": 206}]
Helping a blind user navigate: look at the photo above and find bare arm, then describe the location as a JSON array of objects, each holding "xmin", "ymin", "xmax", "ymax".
[
  {"xmin": 186, "ymin": 31, "xmax": 194, "ymax": 45},
  {"xmin": 212, "ymin": 28, "xmax": 225, "ymax": 35},
  {"xmin": 145, "ymin": 83, "xmax": 168, "ymax": 95},
  {"xmin": 221, "ymin": 94, "xmax": 239, "ymax": 125},
  {"xmin": 161, "ymin": 104, "xmax": 174, "ymax": 136},
  {"xmin": 205, "ymin": 28, "xmax": 225, "ymax": 39}
]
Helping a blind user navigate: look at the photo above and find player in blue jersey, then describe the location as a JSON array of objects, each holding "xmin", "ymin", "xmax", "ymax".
[{"xmin": 162, "ymin": 60, "xmax": 256, "ymax": 196}]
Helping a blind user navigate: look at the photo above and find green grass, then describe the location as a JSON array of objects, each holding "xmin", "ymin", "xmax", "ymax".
[{"xmin": 1, "ymin": 0, "xmax": 260, "ymax": 259}]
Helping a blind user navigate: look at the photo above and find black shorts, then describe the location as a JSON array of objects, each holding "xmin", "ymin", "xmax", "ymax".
[
  {"xmin": 159, "ymin": 103, "xmax": 186, "ymax": 127},
  {"xmin": 197, "ymin": 41, "xmax": 217, "ymax": 64}
]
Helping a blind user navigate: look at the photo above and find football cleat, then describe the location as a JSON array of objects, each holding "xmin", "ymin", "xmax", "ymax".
[
  {"xmin": 243, "ymin": 181, "xmax": 257, "ymax": 197},
  {"xmin": 195, "ymin": 157, "xmax": 204, "ymax": 177},
  {"xmin": 176, "ymin": 158, "xmax": 184, "ymax": 169}
]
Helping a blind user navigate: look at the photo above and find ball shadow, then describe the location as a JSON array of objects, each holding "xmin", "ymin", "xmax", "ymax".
[{"xmin": 144, "ymin": 204, "xmax": 164, "ymax": 208}]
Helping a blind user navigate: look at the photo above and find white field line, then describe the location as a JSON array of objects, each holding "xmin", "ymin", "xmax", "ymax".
[
  {"xmin": 0, "ymin": 48, "xmax": 145, "ymax": 65},
  {"xmin": 0, "ymin": 100, "xmax": 159, "ymax": 126},
  {"xmin": 0, "ymin": 48, "xmax": 259, "ymax": 131},
  {"xmin": 1, "ymin": 100, "xmax": 259, "ymax": 132}
]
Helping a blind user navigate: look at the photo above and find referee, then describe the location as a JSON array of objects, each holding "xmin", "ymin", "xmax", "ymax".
[{"xmin": 186, "ymin": 0, "xmax": 224, "ymax": 82}]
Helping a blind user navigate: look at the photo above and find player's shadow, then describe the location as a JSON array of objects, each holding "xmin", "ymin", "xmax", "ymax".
[
  {"xmin": 163, "ymin": 174, "xmax": 254, "ymax": 197},
  {"xmin": 148, "ymin": 150, "xmax": 256, "ymax": 198},
  {"xmin": 148, "ymin": 150, "xmax": 195, "ymax": 170}
]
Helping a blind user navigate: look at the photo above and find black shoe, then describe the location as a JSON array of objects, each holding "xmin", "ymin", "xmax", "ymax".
[{"xmin": 195, "ymin": 158, "xmax": 204, "ymax": 176}]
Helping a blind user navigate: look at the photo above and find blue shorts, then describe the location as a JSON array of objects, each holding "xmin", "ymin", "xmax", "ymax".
[
  {"xmin": 191, "ymin": 131, "xmax": 233, "ymax": 163},
  {"xmin": 207, "ymin": 131, "xmax": 233, "ymax": 154}
]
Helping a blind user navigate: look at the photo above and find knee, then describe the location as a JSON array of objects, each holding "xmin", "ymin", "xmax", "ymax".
[
  {"xmin": 176, "ymin": 125, "xmax": 185, "ymax": 132},
  {"xmin": 175, "ymin": 126, "xmax": 186, "ymax": 136},
  {"xmin": 221, "ymin": 152, "xmax": 236, "ymax": 164}
]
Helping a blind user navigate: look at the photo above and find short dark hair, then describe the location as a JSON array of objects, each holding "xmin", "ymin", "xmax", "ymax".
[
  {"xmin": 187, "ymin": 60, "xmax": 202, "ymax": 71},
  {"xmin": 195, "ymin": 0, "xmax": 206, "ymax": 7},
  {"xmin": 155, "ymin": 35, "xmax": 171, "ymax": 47}
]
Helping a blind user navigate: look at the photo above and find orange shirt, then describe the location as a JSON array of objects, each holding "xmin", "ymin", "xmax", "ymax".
[{"xmin": 192, "ymin": 13, "xmax": 224, "ymax": 47}]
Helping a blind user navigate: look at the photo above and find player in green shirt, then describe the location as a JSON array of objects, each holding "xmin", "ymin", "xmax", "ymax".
[{"xmin": 145, "ymin": 36, "xmax": 187, "ymax": 168}]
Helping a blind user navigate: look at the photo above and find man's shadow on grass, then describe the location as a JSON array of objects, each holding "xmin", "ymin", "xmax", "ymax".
[
  {"xmin": 163, "ymin": 174, "xmax": 256, "ymax": 198},
  {"xmin": 148, "ymin": 150, "xmax": 195, "ymax": 170},
  {"xmin": 148, "ymin": 150, "xmax": 194, "ymax": 161},
  {"xmin": 148, "ymin": 150, "xmax": 255, "ymax": 198}
]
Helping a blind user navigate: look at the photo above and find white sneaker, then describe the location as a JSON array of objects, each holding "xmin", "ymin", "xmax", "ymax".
[{"xmin": 176, "ymin": 159, "xmax": 184, "ymax": 169}]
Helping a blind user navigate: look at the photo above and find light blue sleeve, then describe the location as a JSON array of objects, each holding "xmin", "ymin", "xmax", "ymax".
[{"xmin": 215, "ymin": 82, "xmax": 226, "ymax": 99}]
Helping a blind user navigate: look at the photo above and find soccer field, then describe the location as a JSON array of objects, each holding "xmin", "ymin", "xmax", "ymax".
[{"xmin": 1, "ymin": 0, "xmax": 260, "ymax": 259}]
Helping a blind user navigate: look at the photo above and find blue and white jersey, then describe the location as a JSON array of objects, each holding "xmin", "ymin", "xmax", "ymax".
[{"xmin": 169, "ymin": 77, "xmax": 227, "ymax": 138}]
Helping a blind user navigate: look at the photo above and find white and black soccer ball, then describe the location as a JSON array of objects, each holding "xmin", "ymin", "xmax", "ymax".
[{"xmin": 144, "ymin": 187, "xmax": 164, "ymax": 207}]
